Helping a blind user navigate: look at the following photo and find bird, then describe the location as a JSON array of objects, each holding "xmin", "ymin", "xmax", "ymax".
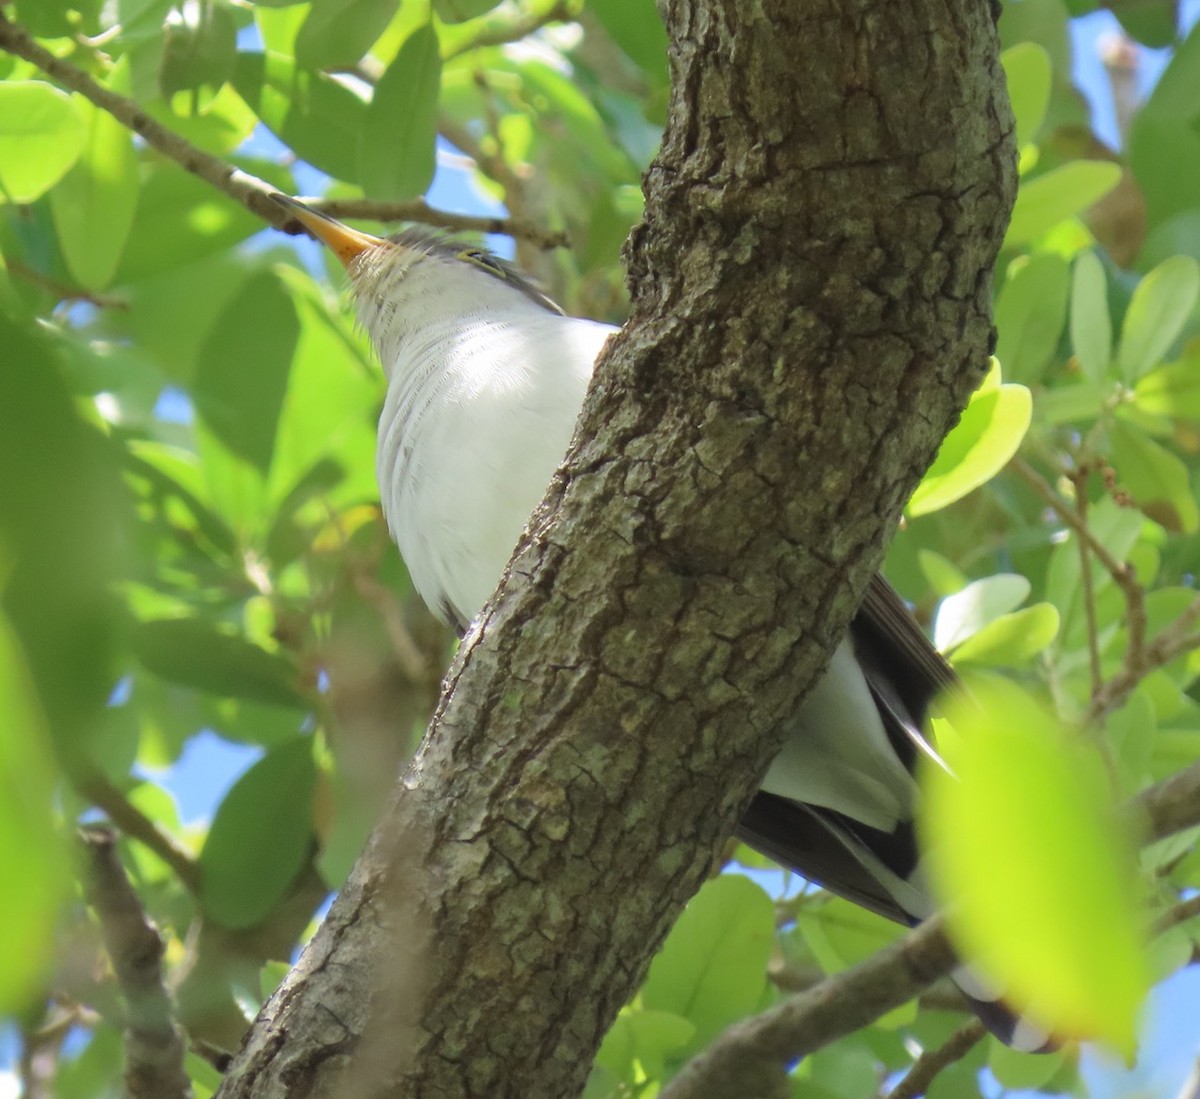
[{"xmin": 270, "ymin": 192, "xmax": 1046, "ymax": 1051}]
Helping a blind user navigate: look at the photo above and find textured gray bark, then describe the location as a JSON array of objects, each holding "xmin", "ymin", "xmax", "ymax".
[{"xmin": 215, "ymin": 0, "xmax": 1017, "ymax": 1096}]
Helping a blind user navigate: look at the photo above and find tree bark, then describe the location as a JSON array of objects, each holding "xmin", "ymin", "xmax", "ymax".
[{"xmin": 215, "ymin": 0, "xmax": 1016, "ymax": 1096}]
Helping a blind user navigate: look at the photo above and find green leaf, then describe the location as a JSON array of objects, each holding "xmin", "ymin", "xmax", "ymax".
[
  {"xmin": 1069, "ymin": 251, "xmax": 1111, "ymax": 382},
  {"xmin": 296, "ymin": 0, "xmax": 398, "ymax": 68},
  {"xmin": 590, "ymin": 0, "xmax": 670, "ymax": 89},
  {"xmin": 360, "ymin": 23, "xmax": 441, "ymax": 200},
  {"xmin": 0, "ymin": 81, "xmax": 86, "ymax": 202},
  {"xmin": 0, "ymin": 610, "xmax": 69, "ymax": 1013},
  {"xmin": 642, "ymin": 875, "xmax": 774, "ymax": 1051},
  {"xmin": 1129, "ymin": 21, "xmax": 1200, "ymax": 231},
  {"xmin": 1001, "ymin": 42, "xmax": 1051, "ymax": 148},
  {"xmin": 268, "ymin": 266, "xmax": 380, "ymax": 506},
  {"xmin": 795, "ymin": 897, "xmax": 904, "ymax": 972},
  {"xmin": 199, "ymin": 737, "xmax": 317, "ymax": 928},
  {"xmin": 193, "ymin": 269, "xmax": 299, "ymax": 476},
  {"xmin": 933, "ymin": 574, "xmax": 1031, "ymax": 652},
  {"xmin": 994, "ymin": 254, "xmax": 1070, "ymax": 384},
  {"xmin": 159, "ymin": 0, "xmax": 237, "ymax": 97},
  {"xmin": 1110, "ymin": 419, "xmax": 1200, "ymax": 533},
  {"xmin": 49, "ymin": 94, "xmax": 138, "ymax": 292},
  {"xmin": 1112, "ymin": 0, "xmax": 1178, "ymax": 48},
  {"xmin": 949, "ymin": 604, "xmax": 1061, "ymax": 666},
  {"xmin": 1133, "ymin": 354, "xmax": 1200, "ymax": 421},
  {"xmin": 594, "ymin": 1008, "xmax": 695, "ymax": 1087},
  {"xmin": 921, "ymin": 678, "xmax": 1149, "ymax": 1052},
  {"xmin": 1116, "ymin": 255, "xmax": 1200, "ymax": 382},
  {"xmin": 131, "ymin": 617, "xmax": 306, "ymax": 708},
  {"xmin": 1005, "ymin": 160, "xmax": 1122, "ymax": 246},
  {"xmin": 908, "ymin": 373, "xmax": 1032, "ymax": 517},
  {"xmin": 1034, "ymin": 381, "xmax": 1109, "ymax": 425},
  {"xmin": 111, "ymin": 153, "xmax": 292, "ymax": 286},
  {"xmin": 232, "ymin": 51, "xmax": 368, "ymax": 182}
]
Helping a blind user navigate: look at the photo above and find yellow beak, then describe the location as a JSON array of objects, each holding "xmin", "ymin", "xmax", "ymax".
[{"xmin": 270, "ymin": 193, "xmax": 384, "ymax": 267}]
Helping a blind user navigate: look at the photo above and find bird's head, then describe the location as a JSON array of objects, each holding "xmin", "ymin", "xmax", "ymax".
[{"xmin": 269, "ymin": 194, "xmax": 564, "ymax": 338}]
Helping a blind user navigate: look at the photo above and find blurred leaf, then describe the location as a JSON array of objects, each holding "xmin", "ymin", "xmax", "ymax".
[
  {"xmin": 1116, "ymin": 255, "xmax": 1200, "ymax": 382},
  {"xmin": 1133, "ymin": 354, "xmax": 1200, "ymax": 421},
  {"xmin": 268, "ymin": 265, "xmax": 380, "ymax": 506},
  {"xmin": 1112, "ymin": 0, "xmax": 1178, "ymax": 48},
  {"xmin": 590, "ymin": 0, "xmax": 670, "ymax": 89},
  {"xmin": 199, "ymin": 737, "xmax": 317, "ymax": 928},
  {"xmin": 160, "ymin": 0, "xmax": 238, "ymax": 98},
  {"xmin": 642, "ymin": 875, "xmax": 774, "ymax": 1051},
  {"xmin": 949, "ymin": 604, "xmax": 1060, "ymax": 666},
  {"xmin": 934, "ymin": 574, "xmax": 1031, "ymax": 652},
  {"xmin": 1110, "ymin": 419, "xmax": 1199, "ymax": 533},
  {"xmin": 141, "ymin": 81, "xmax": 259, "ymax": 156},
  {"xmin": 795, "ymin": 897, "xmax": 903, "ymax": 972},
  {"xmin": 1129, "ymin": 21, "xmax": 1200, "ymax": 231},
  {"xmin": 296, "ymin": 0, "xmax": 398, "ymax": 68},
  {"xmin": 193, "ymin": 269, "xmax": 299, "ymax": 476},
  {"xmin": 594, "ymin": 1007, "xmax": 695, "ymax": 1088},
  {"xmin": 1069, "ymin": 251, "xmax": 1111, "ymax": 382},
  {"xmin": 50, "ymin": 92, "xmax": 138, "ymax": 291},
  {"xmin": 131, "ymin": 617, "xmax": 306, "ymax": 708},
  {"xmin": 0, "ymin": 610, "xmax": 69, "ymax": 1013},
  {"xmin": 113, "ymin": 157, "xmax": 288, "ymax": 284},
  {"xmin": 232, "ymin": 51, "xmax": 368, "ymax": 182},
  {"xmin": 1001, "ymin": 42, "xmax": 1051, "ymax": 148},
  {"xmin": 1005, "ymin": 160, "xmax": 1122, "ymax": 247},
  {"xmin": 922, "ymin": 678, "xmax": 1149, "ymax": 1052},
  {"xmin": 1034, "ymin": 380, "xmax": 1109, "ymax": 425},
  {"xmin": 359, "ymin": 23, "xmax": 441, "ymax": 200},
  {"xmin": 0, "ymin": 81, "xmax": 85, "ymax": 203},
  {"xmin": 994, "ymin": 254, "xmax": 1070, "ymax": 384},
  {"xmin": 908, "ymin": 372, "xmax": 1032, "ymax": 517},
  {"xmin": 0, "ymin": 313, "xmax": 127, "ymax": 755}
]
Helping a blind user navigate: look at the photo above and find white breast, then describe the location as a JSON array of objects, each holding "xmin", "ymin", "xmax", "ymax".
[{"xmin": 375, "ymin": 309, "xmax": 616, "ymax": 625}]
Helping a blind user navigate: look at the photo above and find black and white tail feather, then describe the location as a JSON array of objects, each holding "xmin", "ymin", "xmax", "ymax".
[{"xmin": 737, "ymin": 576, "xmax": 1051, "ymax": 1052}]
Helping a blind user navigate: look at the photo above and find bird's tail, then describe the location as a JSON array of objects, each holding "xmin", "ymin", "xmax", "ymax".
[{"xmin": 736, "ymin": 795, "xmax": 1051, "ymax": 1052}]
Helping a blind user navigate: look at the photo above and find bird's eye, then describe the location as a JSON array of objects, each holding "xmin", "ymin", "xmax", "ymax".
[{"xmin": 458, "ymin": 249, "xmax": 508, "ymax": 280}]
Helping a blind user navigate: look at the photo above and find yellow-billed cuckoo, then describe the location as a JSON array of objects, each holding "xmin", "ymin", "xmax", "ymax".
[{"xmin": 271, "ymin": 193, "xmax": 1046, "ymax": 1051}]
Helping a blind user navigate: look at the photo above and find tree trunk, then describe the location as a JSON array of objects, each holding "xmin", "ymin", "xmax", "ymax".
[{"xmin": 215, "ymin": 0, "xmax": 1016, "ymax": 1095}]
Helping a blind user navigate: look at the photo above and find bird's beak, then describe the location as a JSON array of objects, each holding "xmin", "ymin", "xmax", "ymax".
[{"xmin": 269, "ymin": 193, "xmax": 383, "ymax": 267}]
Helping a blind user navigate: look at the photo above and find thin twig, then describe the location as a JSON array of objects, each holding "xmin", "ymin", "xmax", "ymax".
[
  {"xmin": 1008, "ymin": 456, "xmax": 1200, "ymax": 723},
  {"xmin": 7, "ymin": 258, "xmax": 129, "ymax": 310},
  {"xmin": 1070, "ymin": 467, "xmax": 1104, "ymax": 697},
  {"xmin": 1155, "ymin": 892, "xmax": 1200, "ymax": 937},
  {"xmin": 0, "ymin": 10, "xmax": 566, "ymax": 249},
  {"xmin": 1088, "ymin": 606, "xmax": 1200, "ymax": 722},
  {"xmin": 74, "ymin": 771, "xmax": 201, "ymax": 893},
  {"xmin": 80, "ymin": 825, "xmax": 192, "ymax": 1099},
  {"xmin": 884, "ymin": 1019, "xmax": 986, "ymax": 1099},
  {"xmin": 1011, "ymin": 456, "xmax": 1140, "ymax": 601}
]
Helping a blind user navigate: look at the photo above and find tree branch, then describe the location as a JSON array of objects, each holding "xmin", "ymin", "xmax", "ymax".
[
  {"xmin": 75, "ymin": 770, "xmax": 201, "ymax": 894},
  {"xmin": 0, "ymin": 10, "xmax": 565, "ymax": 248},
  {"xmin": 80, "ymin": 826, "xmax": 191, "ymax": 1099}
]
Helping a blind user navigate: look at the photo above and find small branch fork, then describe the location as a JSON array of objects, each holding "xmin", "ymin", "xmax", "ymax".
[
  {"xmin": 1010, "ymin": 456, "xmax": 1199, "ymax": 722},
  {"xmin": 80, "ymin": 825, "xmax": 192, "ymax": 1099},
  {"xmin": 0, "ymin": 10, "xmax": 566, "ymax": 249}
]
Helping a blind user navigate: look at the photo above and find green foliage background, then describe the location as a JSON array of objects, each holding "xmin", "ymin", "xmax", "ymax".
[{"xmin": 2, "ymin": 0, "xmax": 1200, "ymax": 1094}]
